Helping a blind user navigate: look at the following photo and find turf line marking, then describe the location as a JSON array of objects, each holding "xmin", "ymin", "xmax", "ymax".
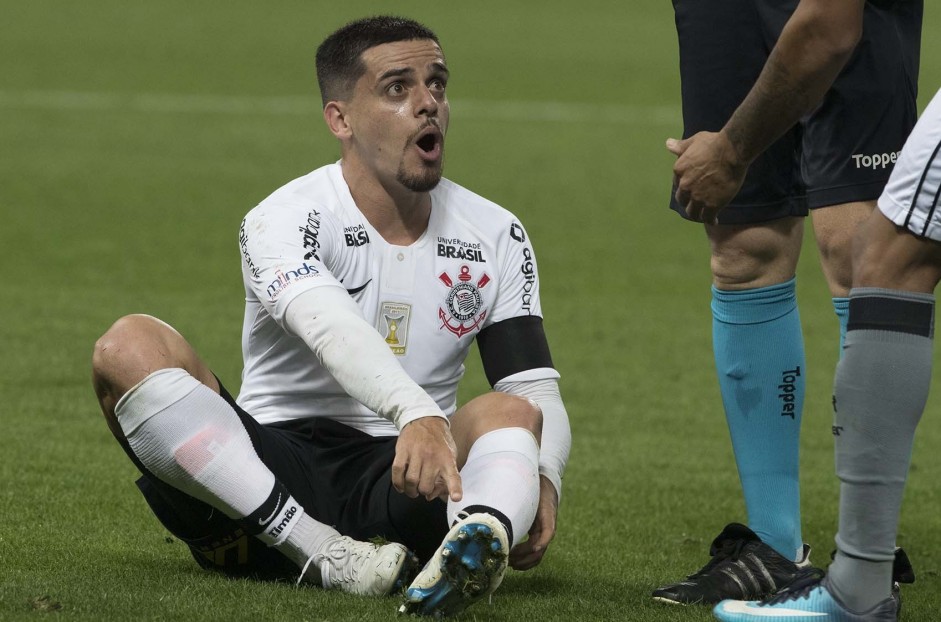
[{"xmin": 0, "ymin": 89, "xmax": 680, "ymax": 125}]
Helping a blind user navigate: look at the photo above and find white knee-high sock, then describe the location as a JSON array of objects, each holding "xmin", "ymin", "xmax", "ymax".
[
  {"xmin": 116, "ymin": 369, "xmax": 274, "ymax": 519},
  {"xmin": 448, "ymin": 427, "xmax": 540, "ymax": 547},
  {"xmin": 115, "ymin": 368, "xmax": 339, "ymax": 573}
]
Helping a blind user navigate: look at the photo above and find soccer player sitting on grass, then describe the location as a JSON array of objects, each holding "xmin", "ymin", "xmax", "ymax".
[{"xmin": 91, "ymin": 15, "xmax": 571, "ymax": 618}]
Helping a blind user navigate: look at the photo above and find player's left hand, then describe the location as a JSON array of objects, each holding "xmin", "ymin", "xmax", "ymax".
[
  {"xmin": 509, "ymin": 475, "xmax": 558, "ymax": 571},
  {"xmin": 667, "ymin": 130, "xmax": 747, "ymax": 224}
]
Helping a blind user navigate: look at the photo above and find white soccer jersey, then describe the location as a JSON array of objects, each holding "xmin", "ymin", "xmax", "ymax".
[
  {"xmin": 879, "ymin": 88, "xmax": 941, "ymax": 242},
  {"xmin": 236, "ymin": 162, "xmax": 555, "ymax": 435}
]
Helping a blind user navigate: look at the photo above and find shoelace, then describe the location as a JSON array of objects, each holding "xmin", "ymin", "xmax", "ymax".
[
  {"xmin": 297, "ymin": 555, "xmax": 317, "ymax": 586},
  {"xmin": 691, "ymin": 537, "xmax": 750, "ymax": 577},
  {"xmin": 715, "ymin": 538, "xmax": 749, "ymax": 563},
  {"xmin": 759, "ymin": 568, "xmax": 826, "ymax": 606},
  {"xmin": 296, "ymin": 537, "xmax": 369, "ymax": 587}
]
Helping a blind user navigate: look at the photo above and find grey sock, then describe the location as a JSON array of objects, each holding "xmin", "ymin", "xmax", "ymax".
[{"xmin": 828, "ymin": 288, "xmax": 934, "ymax": 612}]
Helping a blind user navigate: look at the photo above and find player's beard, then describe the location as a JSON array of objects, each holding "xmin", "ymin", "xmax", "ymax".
[
  {"xmin": 397, "ymin": 157, "xmax": 443, "ymax": 192},
  {"xmin": 397, "ymin": 122, "xmax": 445, "ymax": 192}
]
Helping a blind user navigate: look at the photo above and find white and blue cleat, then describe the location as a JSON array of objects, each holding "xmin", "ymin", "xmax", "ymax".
[
  {"xmin": 713, "ymin": 569, "xmax": 898, "ymax": 622},
  {"xmin": 399, "ymin": 512, "xmax": 508, "ymax": 617}
]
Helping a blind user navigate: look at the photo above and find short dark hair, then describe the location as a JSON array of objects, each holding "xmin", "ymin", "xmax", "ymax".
[{"xmin": 315, "ymin": 16, "xmax": 440, "ymax": 106}]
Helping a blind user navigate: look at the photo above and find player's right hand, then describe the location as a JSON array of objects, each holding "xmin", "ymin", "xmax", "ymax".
[{"xmin": 393, "ymin": 416, "xmax": 463, "ymax": 503}]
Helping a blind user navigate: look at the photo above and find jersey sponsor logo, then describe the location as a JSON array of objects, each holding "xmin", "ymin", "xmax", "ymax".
[
  {"xmin": 438, "ymin": 265, "xmax": 490, "ymax": 337},
  {"xmin": 239, "ymin": 219, "xmax": 260, "ymax": 278},
  {"xmin": 510, "ymin": 222, "xmax": 526, "ymax": 243},
  {"xmin": 299, "ymin": 209, "xmax": 322, "ymax": 260},
  {"xmin": 436, "ymin": 236, "xmax": 486, "ymax": 262},
  {"xmin": 379, "ymin": 301, "xmax": 412, "ymax": 355},
  {"xmin": 851, "ymin": 151, "xmax": 900, "ymax": 170},
  {"xmin": 344, "ymin": 223, "xmax": 370, "ymax": 247},
  {"xmin": 520, "ymin": 247, "xmax": 535, "ymax": 315},
  {"xmin": 266, "ymin": 262, "xmax": 320, "ymax": 300}
]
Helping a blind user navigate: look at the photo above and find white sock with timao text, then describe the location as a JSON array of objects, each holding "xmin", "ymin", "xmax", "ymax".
[{"xmin": 115, "ymin": 368, "xmax": 338, "ymax": 577}]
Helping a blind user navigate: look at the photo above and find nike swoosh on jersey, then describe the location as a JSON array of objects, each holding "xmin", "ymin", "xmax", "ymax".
[
  {"xmin": 345, "ymin": 279, "xmax": 372, "ymax": 296},
  {"xmin": 716, "ymin": 600, "xmax": 827, "ymax": 617}
]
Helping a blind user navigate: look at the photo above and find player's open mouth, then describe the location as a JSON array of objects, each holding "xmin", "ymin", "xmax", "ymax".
[{"xmin": 415, "ymin": 127, "xmax": 443, "ymax": 161}]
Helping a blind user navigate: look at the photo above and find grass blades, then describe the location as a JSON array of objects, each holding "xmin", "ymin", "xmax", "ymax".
[{"xmin": 2, "ymin": 2, "xmax": 941, "ymax": 620}]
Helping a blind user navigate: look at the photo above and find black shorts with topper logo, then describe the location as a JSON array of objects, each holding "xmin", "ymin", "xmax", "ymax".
[
  {"xmin": 670, "ymin": 0, "xmax": 922, "ymax": 224},
  {"xmin": 134, "ymin": 380, "xmax": 448, "ymax": 580}
]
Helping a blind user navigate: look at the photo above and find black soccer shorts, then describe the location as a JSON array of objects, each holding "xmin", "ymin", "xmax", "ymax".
[
  {"xmin": 134, "ymin": 380, "xmax": 448, "ymax": 580},
  {"xmin": 670, "ymin": 0, "xmax": 922, "ymax": 224}
]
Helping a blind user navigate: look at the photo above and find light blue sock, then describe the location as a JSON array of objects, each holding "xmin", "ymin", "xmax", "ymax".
[
  {"xmin": 712, "ymin": 278, "xmax": 805, "ymax": 560},
  {"xmin": 833, "ymin": 297, "xmax": 849, "ymax": 355}
]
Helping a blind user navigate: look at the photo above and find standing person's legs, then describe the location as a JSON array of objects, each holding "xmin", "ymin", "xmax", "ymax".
[
  {"xmin": 826, "ymin": 85, "xmax": 941, "ymax": 611},
  {"xmin": 713, "ymin": 89, "xmax": 938, "ymax": 622},
  {"xmin": 713, "ymin": 215, "xmax": 941, "ymax": 622},
  {"xmin": 707, "ymin": 218, "xmax": 806, "ymax": 562},
  {"xmin": 655, "ymin": 0, "xmax": 813, "ymax": 606}
]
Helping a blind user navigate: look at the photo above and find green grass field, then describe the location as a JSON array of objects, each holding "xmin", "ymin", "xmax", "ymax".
[{"xmin": 2, "ymin": 1, "xmax": 941, "ymax": 620}]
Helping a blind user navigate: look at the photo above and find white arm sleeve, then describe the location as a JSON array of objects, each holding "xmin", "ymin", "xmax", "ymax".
[
  {"xmin": 493, "ymin": 373, "xmax": 571, "ymax": 501},
  {"xmin": 284, "ymin": 285, "xmax": 446, "ymax": 430}
]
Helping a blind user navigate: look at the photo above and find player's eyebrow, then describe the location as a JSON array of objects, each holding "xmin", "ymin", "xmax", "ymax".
[
  {"xmin": 378, "ymin": 67, "xmax": 414, "ymax": 82},
  {"xmin": 378, "ymin": 62, "xmax": 449, "ymax": 82}
]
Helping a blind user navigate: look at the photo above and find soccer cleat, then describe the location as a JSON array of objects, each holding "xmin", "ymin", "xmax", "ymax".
[
  {"xmin": 652, "ymin": 523, "xmax": 811, "ymax": 605},
  {"xmin": 890, "ymin": 547, "xmax": 915, "ymax": 586},
  {"xmin": 825, "ymin": 547, "xmax": 914, "ymax": 616},
  {"xmin": 308, "ymin": 536, "xmax": 419, "ymax": 597},
  {"xmin": 713, "ymin": 568, "xmax": 898, "ymax": 621},
  {"xmin": 890, "ymin": 546, "xmax": 915, "ymax": 615},
  {"xmin": 398, "ymin": 512, "xmax": 508, "ymax": 617}
]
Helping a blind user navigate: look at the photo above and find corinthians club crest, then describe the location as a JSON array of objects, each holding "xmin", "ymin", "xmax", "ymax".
[{"xmin": 438, "ymin": 265, "xmax": 490, "ymax": 337}]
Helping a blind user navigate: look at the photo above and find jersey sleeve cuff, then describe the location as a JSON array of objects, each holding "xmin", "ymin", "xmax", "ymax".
[
  {"xmin": 539, "ymin": 467, "xmax": 563, "ymax": 503},
  {"xmin": 396, "ymin": 409, "xmax": 450, "ymax": 431}
]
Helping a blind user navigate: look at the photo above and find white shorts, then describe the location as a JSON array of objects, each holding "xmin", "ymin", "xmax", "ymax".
[{"xmin": 878, "ymin": 88, "xmax": 941, "ymax": 242}]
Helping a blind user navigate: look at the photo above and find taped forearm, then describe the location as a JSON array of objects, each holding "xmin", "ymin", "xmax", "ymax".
[
  {"xmin": 284, "ymin": 286, "xmax": 445, "ymax": 430},
  {"xmin": 494, "ymin": 374, "xmax": 571, "ymax": 500}
]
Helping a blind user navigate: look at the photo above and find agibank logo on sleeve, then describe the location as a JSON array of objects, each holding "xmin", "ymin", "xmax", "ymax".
[
  {"xmin": 299, "ymin": 209, "xmax": 322, "ymax": 261},
  {"xmin": 266, "ymin": 263, "xmax": 319, "ymax": 300}
]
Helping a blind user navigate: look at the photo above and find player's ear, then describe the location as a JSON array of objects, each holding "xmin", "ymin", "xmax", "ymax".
[{"xmin": 324, "ymin": 101, "xmax": 352, "ymax": 140}]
